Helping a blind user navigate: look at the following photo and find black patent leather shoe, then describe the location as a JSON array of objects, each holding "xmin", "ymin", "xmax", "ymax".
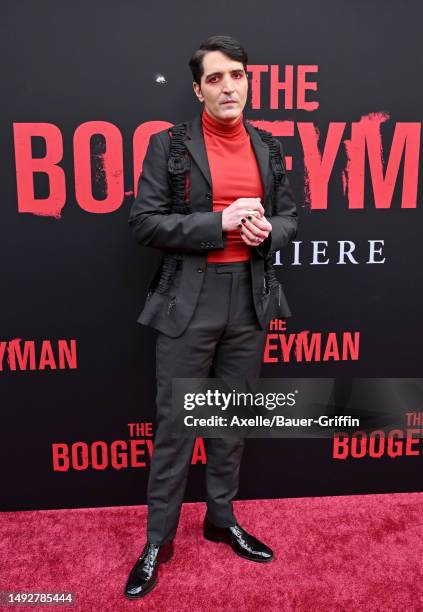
[
  {"xmin": 124, "ymin": 540, "xmax": 174, "ymax": 599},
  {"xmin": 203, "ymin": 516, "xmax": 274, "ymax": 562}
]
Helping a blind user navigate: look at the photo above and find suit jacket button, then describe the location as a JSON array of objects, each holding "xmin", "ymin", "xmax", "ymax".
[
  {"xmin": 197, "ymin": 267, "xmax": 204, "ymax": 273},
  {"xmin": 200, "ymin": 241, "xmax": 205, "ymax": 247},
  {"xmin": 206, "ymin": 193, "xmax": 211, "ymax": 200}
]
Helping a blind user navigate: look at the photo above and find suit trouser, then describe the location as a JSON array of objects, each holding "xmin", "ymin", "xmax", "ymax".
[{"xmin": 146, "ymin": 261, "xmax": 268, "ymax": 545}]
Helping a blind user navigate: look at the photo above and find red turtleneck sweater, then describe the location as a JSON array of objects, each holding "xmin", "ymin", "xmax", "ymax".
[{"xmin": 201, "ymin": 109, "xmax": 264, "ymax": 262}]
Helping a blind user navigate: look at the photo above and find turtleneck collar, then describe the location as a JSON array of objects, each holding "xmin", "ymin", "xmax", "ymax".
[{"xmin": 201, "ymin": 108, "xmax": 246, "ymax": 138}]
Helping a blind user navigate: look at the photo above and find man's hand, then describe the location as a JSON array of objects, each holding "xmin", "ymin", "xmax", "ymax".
[
  {"xmin": 221, "ymin": 197, "xmax": 264, "ymax": 231},
  {"xmin": 240, "ymin": 215, "xmax": 272, "ymax": 246}
]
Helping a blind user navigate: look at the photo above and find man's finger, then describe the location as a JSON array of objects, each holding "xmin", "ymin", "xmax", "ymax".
[
  {"xmin": 241, "ymin": 224, "xmax": 266, "ymax": 244},
  {"xmin": 242, "ymin": 219, "xmax": 269, "ymax": 239},
  {"xmin": 247, "ymin": 215, "xmax": 272, "ymax": 231},
  {"xmin": 240, "ymin": 231, "xmax": 260, "ymax": 246},
  {"xmin": 243, "ymin": 200, "xmax": 264, "ymax": 216},
  {"xmin": 246, "ymin": 209, "xmax": 261, "ymax": 217}
]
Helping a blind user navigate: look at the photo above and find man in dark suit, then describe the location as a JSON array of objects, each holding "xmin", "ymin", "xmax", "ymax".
[{"xmin": 124, "ymin": 35, "xmax": 298, "ymax": 599}]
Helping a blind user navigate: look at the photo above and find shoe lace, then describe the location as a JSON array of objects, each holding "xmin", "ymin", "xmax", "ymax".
[{"xmin": 139, "ymin": 543, "xmax": 159, "ymax": 578}]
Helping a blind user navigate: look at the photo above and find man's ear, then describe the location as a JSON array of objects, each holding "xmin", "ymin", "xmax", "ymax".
[{"xmin": 193, "ymin": 81, "xmax": 204, "ymax": 102}]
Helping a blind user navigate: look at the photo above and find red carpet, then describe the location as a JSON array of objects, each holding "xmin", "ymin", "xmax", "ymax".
[{"xmin": 1, "ymin": 493, "xmax": 422, "ymax": 611}]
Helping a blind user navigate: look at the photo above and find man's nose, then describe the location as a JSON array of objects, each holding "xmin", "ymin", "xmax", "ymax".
[{"xmin": 222, "ymin": 76, "xmax": 235, "ymax": 92}]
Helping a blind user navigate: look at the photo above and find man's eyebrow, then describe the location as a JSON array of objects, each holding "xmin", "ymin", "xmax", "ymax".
[{"xmin": 205, "ymin": 69, "xmax": 244, "ymax": 79}]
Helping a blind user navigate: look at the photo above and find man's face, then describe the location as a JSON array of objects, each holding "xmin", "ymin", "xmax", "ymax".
[{"xmin": 193, "ymin": 50, "xmax": 248, "ymax": 124}]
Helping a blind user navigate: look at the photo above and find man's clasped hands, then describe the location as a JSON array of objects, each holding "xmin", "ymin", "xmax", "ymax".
[{"xmin": 221, "ymin": 197, "xmax": 271, "ymax": 246}]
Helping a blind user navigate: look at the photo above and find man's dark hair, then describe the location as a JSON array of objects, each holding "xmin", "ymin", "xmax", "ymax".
[{"xmin": 189, "ymin": 35, "xmax": 248, "ymax": 85}]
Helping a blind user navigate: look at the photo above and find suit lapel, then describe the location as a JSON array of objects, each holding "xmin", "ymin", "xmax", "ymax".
[
  {"xmin": 184, "ymin": 113, "xmax": 212, "ymax": 187},
  {"xmin": 243, "ymin": 120, "xmax": 270, "ymax": 194},
  {"xmin": 184, "ymin": 112, "xmax": 270, "ymax": 198}
]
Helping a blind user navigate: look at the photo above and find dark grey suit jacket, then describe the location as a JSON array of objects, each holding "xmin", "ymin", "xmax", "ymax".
[{"xmin": 128, "ymin": 112, "xmax": 298, "ymax": 337}]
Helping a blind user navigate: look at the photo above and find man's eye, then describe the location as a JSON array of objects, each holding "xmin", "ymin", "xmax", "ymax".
[{"xmin": 233, "ymin": 73, "xmax": 243, "ymax": 78}]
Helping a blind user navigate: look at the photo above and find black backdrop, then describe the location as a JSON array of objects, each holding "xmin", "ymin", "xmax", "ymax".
[{"xmin": 2, "ymin": 0, "xmax": 423, "ymax": 511}]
